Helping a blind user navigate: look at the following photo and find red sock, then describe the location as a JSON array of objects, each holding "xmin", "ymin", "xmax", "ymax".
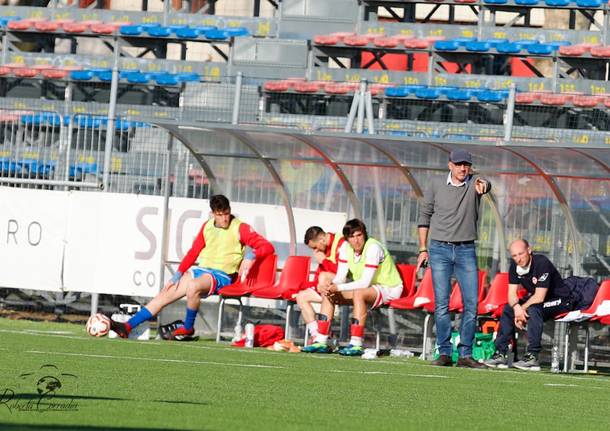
[
  {"xmin": 125, "ymin": 322, "xmax": 132, "ymax": 333},
  {"xmin": 317, "ymin": 320, "xmax": 330, "ymax": 335},
  {"xmin": 350, "ymin": 324, "xmax": 364, "ymax": 337}
]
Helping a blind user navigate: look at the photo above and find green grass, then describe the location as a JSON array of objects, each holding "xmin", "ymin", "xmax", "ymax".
[{"xmin": 0, "ymin": 317, "xmax": 609, "ymax": 431}]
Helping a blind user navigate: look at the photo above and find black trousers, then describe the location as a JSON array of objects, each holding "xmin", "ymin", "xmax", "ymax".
[{"xmin": 494, "ymin": 297, "xmax": 573, "ymax": 355}]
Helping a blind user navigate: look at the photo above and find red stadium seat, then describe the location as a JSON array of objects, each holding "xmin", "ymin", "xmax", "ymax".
[
  {"xmin": 368, "ymin": 83, "xmax": 392, "ymax": 96},
  {"xmin": 515, "ymin": 92, "xmax": 539, "ymax": 104},
  {"xmin": 8, "ymin": 20, "xmax": 33, "ymax": 31},
  {"xmin": 455, "ymin": 0, "xmax": 477, "ymax": 3},
  {"xmin": 293, "ymin": 81, "xmax": 321, "ymax": 93},
  {"xmin": 373, "ymin": 36, "xmax": 399, "ymax": 48},
  {"xmin": 389, "ymin": 268, "xmax": 435, "ymax": 312},
  {"xmin": 313, "ymin": 35, "xmax": 340, "ymax": 45},
  {"xmin": 559, "ymin": 45, "xmax": 587, "ymax": 56},
  {"xmin": 477, "ymin": 272, "xmax": 509, "ymax": 316},
  {"xmin": 263, "ymin": 80, "xmax": 291, "ymax": 92},
  {"xmin": 63, "ymin": 22, "xmax": 88, "ymax": 33},
  {"xmin": 41, "ymin": 68, "xmax": 69, "ymax": 79},
  {"xmin": 540, "ymin": 93, "xmax": 571, "ymax": 105},
  {"xmin": 344, "ymin": 35, "xmax": 370, "ymax": 46},
  {"xmin": 590, "ymin": 45, "xmax": 610, "ymax": 57},
  {"xmin": 251, "ymin": 256, "xmax": 311, "ymax": 300},
  {"xmin": 34, "ymin": 21, "xmax": 60, "ymax": 32},
  {"xmin": 0, "ymin": 67, "xmax": 11, "ymax": 76},
  {"xmin": 572, "ymin": 95, "xmax": 601, "ymax": 107},
  {"xmin": 404, "ymin": 38, "xmax": 430, "ymax": 49},
  {"xmin": 324, "ymin": 83, "xmax": 355, "ymax": 95},
  {"xmin": 13, "ymin": 68, "xmax": 38, "ymax": 78},
  {"xmin": 579, "ymin": 280, "xmax": 610, "ymax": 319},
  {"xmin": 90, "ymin": 23, "xmax": 115, "ymax": 34},
  {"xmin": 396, "ymin": 264, "xmax": 417, "ymax": 299}
]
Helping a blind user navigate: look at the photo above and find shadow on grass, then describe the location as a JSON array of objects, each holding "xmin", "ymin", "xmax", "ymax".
[
  {"xmin": 153, "ymin": 399, "xmax": 209, "ymax": 406},
  {"xmin": 1, "ymin": 393, "xmax": 130, "ymax": 401}
]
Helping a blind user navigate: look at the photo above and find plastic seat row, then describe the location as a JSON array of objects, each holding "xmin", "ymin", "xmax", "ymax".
[
  {"xmin": 0, "ymin": 16, "xmax": 250, "ymax": 40},
  {"xmin": 263, "ymin": 79, "xmax": 391, "ymax": 96},
  {"xmin": 515, "ymin": 92, "xmax": 610, "ymax": 107},
  {"xmin": 386, "ymin": 85, "xmax": 510, "ymax": 102},
  {"xmin": 434, "ymin": 38, "xmax": 572, "ymax": 55},
  {"xmin": 483, "ymin": 0, "xmax": 603, "ymax": 6},
  {"xmin": 0, "ymin": 157, "xmax": 56, "ymax": 176},
  {"xmin": 17, "ymin": 113, "xmax": 151, "ymax": 130},
  {"xmin": 313, "ymin": 32, "xmax": 441, "ymax": 49}
]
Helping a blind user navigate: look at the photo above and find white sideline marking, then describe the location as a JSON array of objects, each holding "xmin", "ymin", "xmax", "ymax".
[
  {"xmin": 26, "ymin": 350, "xmax": 285, "ymax": 370},
  {"xmin": 25, "ymin": 329, "xmax": 75, "ymax": 335},
  {"xmin": 0, "ymin": 328, "xmax": 86, "ymax": 341},
  {"xmin": 544, "ymin": 383, "xmax": 580, "ymax": 387},
  {"xmin": 328, "ymin": 369, "xmax": 450, "ymax": 379}
]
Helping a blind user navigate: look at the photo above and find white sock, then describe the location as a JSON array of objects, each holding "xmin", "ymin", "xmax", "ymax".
[
  {"xmin": 314, "ymin": 333, "xmax": 328, "ymax": 344},
  {"xmin": 349, "ymin": 336, "xmax": 363, "ymax": 347},
  {"xmin": 306, "ymin": 321, "xmax": 318, "ymax": 337}
]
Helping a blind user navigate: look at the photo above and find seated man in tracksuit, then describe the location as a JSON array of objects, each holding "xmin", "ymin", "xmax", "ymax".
[
  {"xmin": 302, "ymin": 219, "xmax": 403, "ymax": 356},
  {"xmin": 484, "ymin": 238, "xmax": 599, "ymax": 371}
]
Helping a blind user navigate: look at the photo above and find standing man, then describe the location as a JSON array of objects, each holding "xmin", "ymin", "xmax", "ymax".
[
  {"xmin": 110, "ymin": 194, "xmax": 274, "ymax": 340},
  {"xmin": 295, "ymin": 226, "xmax": 346, "ymax": 340},
  {"xmin": 417, "ymin": 149, "xmax": 491, "ymax": 368},
  {"xmin": 484, "ymin": 239, "xmax": 598, "ymax": 371}
]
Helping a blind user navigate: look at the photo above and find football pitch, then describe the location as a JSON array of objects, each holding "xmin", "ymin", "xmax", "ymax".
[{"xmin": 1, "ymin": 318, "xmax": 609, "ymax": 431}]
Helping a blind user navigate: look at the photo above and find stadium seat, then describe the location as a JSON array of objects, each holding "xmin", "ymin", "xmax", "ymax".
[
  {"xmin": 175, "ymin": 72, "xmax": 200, "ymax": 83},
  {"xmin": 448, "ymin": 270, "xmax": 487, "ymax": 313},
  {"xmin": 0, "ymin": 158, "xmax": 20, "ymax": 176},
  {"xmin": 293, "ymin": 82, "xmax": 321, "ymax": 93},
  {"xmin": 154, "ymin": 73, "xmax": 179, "ymax": 86},
  {"xmin": 575, "ymin": 0, "xmax": 602, "ymax": 5},
  {"xmin": 225, "ymin": 27, "xmax": 250, "ymax": 37},
  {"xmin": 215, "ymin": 254, "xmax": 278, "ymax": 342},
  {"xmin": 515, "ymin": 0, "xmax": 539, "ymax": 5},
  {"xmin": 527, "ymin": 43, "xmax": 554, "ymax": 55},
  {"xmin": 324, "ymin": 83, "xmax": 355, "ymax": 94},
  {"xmin": 497, "ymin": 42, "xmax": 522, "ymax": 53},
  {"xmin": 434, "ymin": 40, "xmax": 460, "ymax": 51},
  {"xmin": 63, "ymin": 22, "xmax": 88, "ymax": 33},
  {"xmin": 176, "ymin": 27, "xmax": 198, "ymax": 39},
  {"xmin": 486, "ymin": 38, "xmax": 509, "ymax": 48},
  {"xmin": 263, "ymin": 80, "xmax": 290, "ymax": 92},
  {"xmin": 147, "ymin": 26, "xmax": 171, "ymax": 37},
  {"xmin": 119, "ymin": 25, "xmax": 143, "ymax": 36},
  {"xmin": 90, "ymin": 23, "xmax": 115, "ymax": 34},
  {"xmin": 572, "ymin": 95, "xmax": 600, "ymax": 107},
  {"xmin": 447, "ymin": 89, "xmax": 471, "ymax": 101},
  {"xmin": 515, "ymin": 92, "xmax": 539, "ymax": 104},
  {"xmin": 34, "ymin": 21, "xmax": 60, "ymax": 32},
  {"xmin": 344, "ymin": 35, "xmax": 369, "ymax": 46},
  {"xmin": 314, "ymin": 34, "xmax": 339, "ymax": 45},
  {"xmin": 203, "ymin": 29, "xmax": 229, "ymax": 40},
  {"xmin": 385, "ymin": 86, "xmax": 410, "ymax": 97},
  {"xmin": 396, "ymin": 264, "xmax": 417, "ymax": 299},
  {"xmin": 13, "ymin": 67, "xmax": 38, "ymax": 78},
  {"xmin": 195, "ymin": 25, "xmax": 217, "ymax": 34},
  {"xmin": 0, "ymin": 66, "xmax": 9, "ymax": 76},
  {"xmin": 7, "ymin": 20, "xmax": 32, "ymax": 31},
  {"xmin": 545, "ymin": 0, "xmax": 570, "ymax": 5},
  {"xmin": 540, "ymin": 93, "xmax": 571, "ymax": 105},
  {"xmin": 484, "ymin": 0, "xmax": 508, "ymax": 4},
  {"xmin": 590, "ymin": 46, "xmax": 610, "ymax": 57},
  {"xmin": 404, "ymin": 38, "xmax": 430, "ymax": 49},
  {"xmin": 477, "ymin": 272, "xmax": 508, "ymax": 316},
  {"xmin": 465, "ymin": 41, "xmax": 491, "ymax": 52},
  {"xmin": 374, "ymin": 36, "xmax": 399, "ymax": 48},
  {"xmin": 123, "ymin": 71, "xmax": 150, "ymax": 84},
  {"xmin": 477, "ymin": 90, "xmax": 507, "ymax": 103},
  {"xmin": 71, "ymin": 70, "xmax": 94, "ymax": 81},
  {"xmin": 415, "ymin": 87, "xmax": 441, "ymax": 99},
  {"xmin": 559, "ymin": 44, "xmax": 587, "ymax": 56}
]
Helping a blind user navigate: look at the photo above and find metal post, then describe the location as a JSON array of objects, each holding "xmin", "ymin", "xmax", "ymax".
[
  {"xmin": 157, "ymin": 134, "xmax": 174, "ymax": 325},
  {"xmin": 62, "ymin": 83, "xmax": 73, "ymax": 184},
  {"xmin": 344, "ymin": 92, "xmax": 360, "ymax": 133},
  {"xmin": 162, "ymin": 0, "xmax": 170, "ymax": 26},
  {"xmin": 365, "ymin": 91, "xmax": 375, "ymax": 135},
  {"xmin": 231, "ymin": 72, "xmax": 243, "ymax": 125},
  {"xmin": 503, "ymin": 83, "xmax": 516, "ymax": 144},
  {"xmin": 1, "ymin": 31, "xmax": 7, "ymax": 65},
  {"xmin": 356, "ymin": 79, "xmax": 367, "ymax": 134},
  {"xmin": 552, "ymin": 54, "xmax": 559, "ymax": 93}
]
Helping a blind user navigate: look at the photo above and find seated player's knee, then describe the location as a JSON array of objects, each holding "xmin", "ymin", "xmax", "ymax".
[{"xmin": 295, "ymin": 290, "xmax": 308, "ymax": 306}]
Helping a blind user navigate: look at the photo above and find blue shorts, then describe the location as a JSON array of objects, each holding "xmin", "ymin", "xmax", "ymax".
[{"xmin": 189, "ymin": 267, "xmax": 233, "ymax": 295}]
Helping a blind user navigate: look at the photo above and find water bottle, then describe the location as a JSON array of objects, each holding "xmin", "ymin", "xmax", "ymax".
[
  {"xmin": 551, "ymin": 345, "xmax": 560, "ymax": 373},
  {"xmin": 245, "ymin": 323, "xmax": 255, "ymax": 348}
]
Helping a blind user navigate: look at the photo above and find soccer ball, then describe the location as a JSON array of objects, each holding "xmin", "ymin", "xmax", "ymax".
[{"xmin": 86, "ymin": 313, "xmax": 111, "ymax": 337}]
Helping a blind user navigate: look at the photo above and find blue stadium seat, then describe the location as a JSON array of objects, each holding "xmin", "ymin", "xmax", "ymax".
[
  {"xmin": 576, "ymin": 0, "xmax": 602, "ymax": 6},
  {"xmin": 176, "ymin": 72, "xmax": 200, "ymax": 82},
  {"xmin": 486, "ymin": 38, "xmax": 509, "ymax": 48},
  {"xmin": 119, "ymin": 69, "xmax": 140, "ymax": 79},
  {"xmin": 477, "ymin": 90, "xmax": 508, "ymax": 103},
  {"xmin": 465, "ymin": 41, "xmax": 491, "ymax": 52},
  {"xmin": 119, "ymin": 25, "xmax": 143, "ymax": 36},
  {"xmin": 544, "ymin": 0, "xmax": 570, "ymax": 5},
  {"xmin": 453, "ymin": 37, "xmax": 477, "ymax": 47},
  {"xmin": 147, "ymin": 26, "xmax": 171, "ymax": 37},
  {"xmin": 195, "ymin": 25, "xmax": 217, "ymax": 33},
  {"xmin": 0, "ymin": 16, "xmax": 21, "ymax": 27},
  {"xmin": 515, "ymin": 39, "xmax": 538, "ymax": 47},
  {"xmin": 70, "ymin": 162, "xmax": 98, "ymax": 177},
  {"xmin": 497, "ymin": 42, "xmax": 522, "ymax": 53},
  {"xmin": 74, "ymin": 115, "xmax": 105, "ymax": 128},
  {"xmin": 225, "ymin": 27, "xmax": 250, "ymax": 37},
  {"xmin": 0, "ymin": 158, "xmax": 20, "ymax": 175},
  {"xmin": 549, "ymin": 41, "xmax": 571, "ymax": 50},
  {"xmin": 123, "ymin": 71, "xmax": 150, "ymax": 84},
  {"xmin": 385, "ymin": 86, "xmax": 410, "ymax": 97},
  {"xmin": 97, "ymin": 70, "xmax": 113, "ymax": 82},
  {"xmin": 19, "ymin": 160, "xmax": 56, "ymax": 176},
  {"xmin": 203, "ymin": 29, "xmax": 229, "ymax": 40},
  {"xmin": 21, "ymin": 113, "xmax": 65, "ymax": 126},
  {"xmin": 445, "ymin": 134, "xmax": 472, "ymax": 141},
  {"xmin": 176, "ymin": 27, "xmax": 198, "ymax": 39},
  {"xmin": 484, "ymin": 0, "xmax": 508, "ymax": 3},
  {"xmin": 435, "ymin": 86, "xmax": 458, "ymax": 95},
  {"xmin": 415, "ymin": 87, "xmax": 441, "ymax": 99},
  {"xmin": 169, "ymin": 25, "xmax": 188, "ymax": 33},
  {"xmin": 446, "ymin": 89, "xmax": 471, "ymax": 101},
  {"xmin": 434, "ymin": 40, "xmax": 460, "ymax": 51},
  {"xmin": 515, "ymin": 0, "xmax": 539, "ymax": 4},
  {"xmin": 70, "ymin": 70, "xmax": 94, "ymax": 81},
  {"xmin": 527, "ymin": 43, "xmax": 554, "ymax": 55},
  {"xmin": 154, "ymin": 73, "xmax": 179, "ymax": 85}
]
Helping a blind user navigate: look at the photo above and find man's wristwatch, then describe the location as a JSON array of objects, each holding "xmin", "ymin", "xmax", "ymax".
[{"xmin": 418, "ymin": 249, "xmax": 428, "ymax": 254}]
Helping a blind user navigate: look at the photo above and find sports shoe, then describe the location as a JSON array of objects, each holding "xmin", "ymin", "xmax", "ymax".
[
  {"xmin": 513, "ymin": 352, "xmax": 541, "ymax": 371},
  {"xmin": 431, "ymin": 354, "xmax": 453, "ymax": 367},
  {"xmin": 483, "ymin": 352, "xmax": 509, "ymax": 369},
  {"xmin": 456, "ymin": 356, "xmax": 486, "ymax": 369},
  {"xmin": 158, "ymin": 320, "xmax": 184, "ymax": 340},
  {"xmin": 338, "ymin": 345, "xmax": 364, "ymax": 357},
  {"xmin": 171, "ymin": 326, "xmax": 197, "ymax": 341},
  {"xmin": 110, "ymin": 319, "xmax": 130, "ymax": 339},
  {"xmin": 301, "ymin": 342, "xmax": 333, "ymax": 354}
]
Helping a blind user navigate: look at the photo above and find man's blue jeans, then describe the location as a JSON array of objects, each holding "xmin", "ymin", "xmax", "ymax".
[{"xmin": 428, "ymin": 240, "xmax": 478, "ymax": 358}]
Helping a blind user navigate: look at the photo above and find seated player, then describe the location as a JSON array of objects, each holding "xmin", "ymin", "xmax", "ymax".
[
  {"xmin": 302, "ymin": 219, "xmax": 403, "ymax": 356},
  {"xmin": 295, "ymin": 226, "xmax": 346, "ymax": 340},
  {"xmin": 110, "ymin": 194, "xmax": 274, "ymax": 340}
]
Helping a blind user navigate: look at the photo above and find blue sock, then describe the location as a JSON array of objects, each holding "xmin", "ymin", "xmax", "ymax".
[
  {"xmin": 183, "ymin": 307, "xmax": 198, "ymax": 331},
  {"xmin": 127, "ymin": 307, "xmax": 152, "ymax": 330}
]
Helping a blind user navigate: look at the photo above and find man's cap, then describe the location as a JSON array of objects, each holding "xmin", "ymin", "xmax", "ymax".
[{"xmin": 449, "ymin": 149, "xmax": 472, "ymax": 164}]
